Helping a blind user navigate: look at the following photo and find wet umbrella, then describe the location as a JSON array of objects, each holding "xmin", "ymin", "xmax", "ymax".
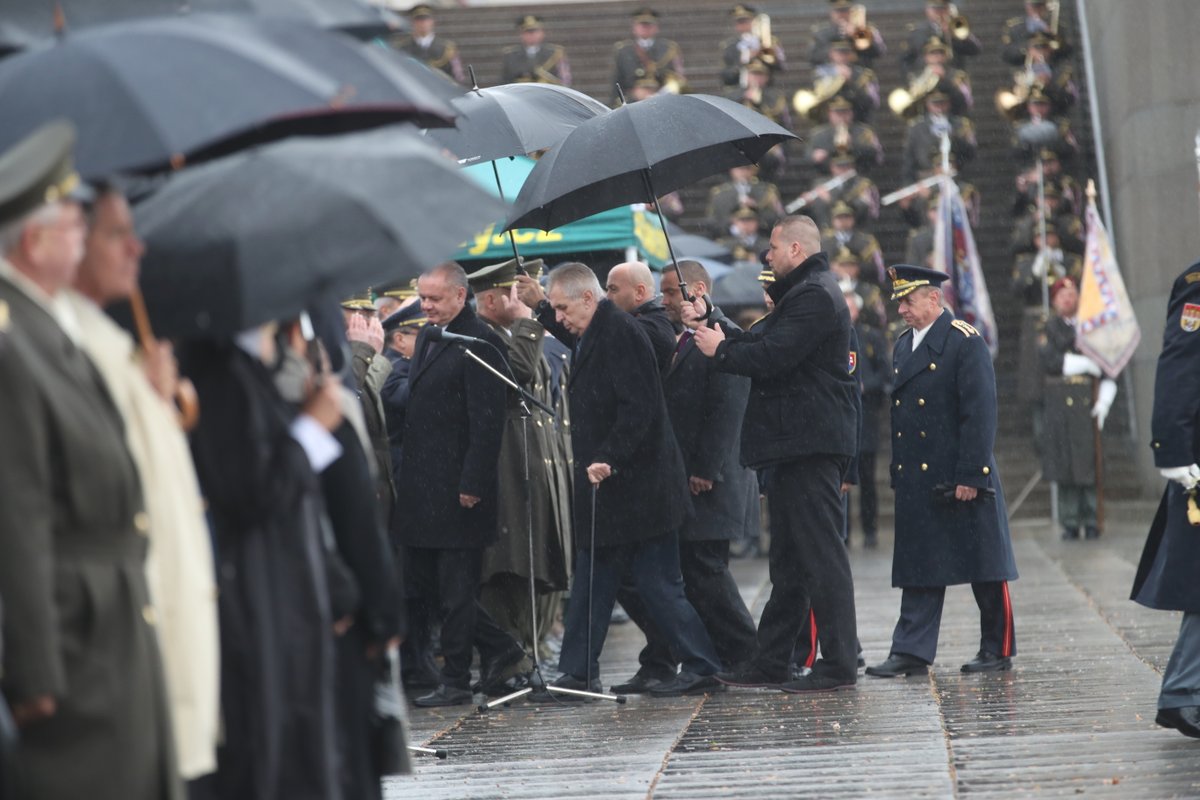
[
  {"xmin": 712, "ymin": 263, "xmax": 769, "ymax": 308},
  {"xmin": 131, "ymin": 128, "xmax": 507, "ymax": 339},
  {"xmin": 505, "ymin": 92, "xmax": 796, "ymax": 300},
  {"xmin": 0, "ymin": 0, "xmax": 402, "ymax": 50},
  {"xmin": 0, "ymin": 14, "xmax": 458, "ymax": 178}
]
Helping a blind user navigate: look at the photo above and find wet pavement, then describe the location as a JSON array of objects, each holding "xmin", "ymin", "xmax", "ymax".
[{"xmin": 386, "ymin": 506, "xmax": 1200, "ymax": 799}]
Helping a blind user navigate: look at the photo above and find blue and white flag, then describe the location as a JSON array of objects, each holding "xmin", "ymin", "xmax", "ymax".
[{"xmin": 935, "ymin": 176, "xmax": 998, "ymax": 357}]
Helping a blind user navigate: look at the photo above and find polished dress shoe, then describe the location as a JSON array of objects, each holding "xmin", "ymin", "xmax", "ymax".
[
  {"xmin": 1155, "ymin": 706, "xmax": 1200, "ymax": 739},
  {"xmin": 960, "ymin": 650, "xmax": 1012, "ymax": 673},
  {"xmin": 780, "ymin": 673, "xmax": 856, "ymax": 693},
  {"xmin": 610, "ymin": 670, "xmax": 672, "ymax": 694},
  {"xmin": 715, "ymin": 662, "xmax": 786, "ymax": 689},
  {"xmin": 413, "ymin": 684, "xmax": 473, "ymax": 708},
  {"xmin": 474, "ymin": 648, "xmax": 530, "ymax": 695},
  {"xmin": 865, "ymin": 653, "xmax": 929, "ymax": 678},
  {"xmin": 648, "ymin": 671, "xmax": 724, "ymax": 697}
]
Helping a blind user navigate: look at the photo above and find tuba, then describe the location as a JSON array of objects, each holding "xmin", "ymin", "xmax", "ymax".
[
  {"xmin": 793, "ymin": 74, "xmax": 844, "ymax": 120},
  {"xmin": 888, "ymin": 67, "xmax": 939, "ymax": 118}
]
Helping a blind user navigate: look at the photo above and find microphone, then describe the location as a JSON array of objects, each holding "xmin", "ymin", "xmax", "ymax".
[{"xmin": 426, "ymin": 327, "xmax": 485, "ymax": 345}]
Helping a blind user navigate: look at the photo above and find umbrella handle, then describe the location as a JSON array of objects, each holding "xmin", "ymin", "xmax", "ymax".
[{"xmin": 129, "ymin": 287, "xmax": 200, "ymax": 431}]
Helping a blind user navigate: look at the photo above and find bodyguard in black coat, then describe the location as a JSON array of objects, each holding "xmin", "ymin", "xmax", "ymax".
[
  {"xmin": 1132, "ymin": 259, "xmax": 1200, "ymax": 738},
  {"xmin": 865, "ymin": 266, "xmax": 1018, "ymax": 680},
  {"xmin": 613, "ymin": 264, "xmax": 759, "ymax": 689},
  {"xmin": 395, "ymin": 263, "xmax": 523, "ymax": 707},
  {"xmin": 691, "ymin": 216, "xmax": 860, "ymax": 692},
  {"xmin": 537, "ymin": 263, "xmax": 721, "ymax": 696}
]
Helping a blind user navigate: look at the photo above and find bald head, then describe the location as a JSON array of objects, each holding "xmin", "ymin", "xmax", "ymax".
[
  {"xmin": 766, "ymin": 215, "xmax": 822, "ymax": 276},
  {"xmin": 605, "ymin": 260, "xmax": 655, "ymax": 312}
]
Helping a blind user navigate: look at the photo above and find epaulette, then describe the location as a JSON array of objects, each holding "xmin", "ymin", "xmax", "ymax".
[
  {"xmin": 1185, "ymin": 271, "xmax": 1200, "ymax": 285},
  {"xmin": 614, "ymin": 39, "xmax": 633, "ymax": 51},
  {"xmin": 952, "ymin": 319, "xmax": 979, "ymax": 337}
]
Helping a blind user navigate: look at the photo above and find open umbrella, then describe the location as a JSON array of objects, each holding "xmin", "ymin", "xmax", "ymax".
[
  {"xmin": 0, "ymin": 14, "xmax": 458, "ymax": 178},
  {"xmin": 0, "ymin": 0, "xmax": 402, "ymax": 50},
  {"xmin": 505, "ymin": 92, "xmax": 796, "ymax": 301},
  {"xmin": 426, "ymin": 75, "xmax": 609, "ymax": 265},
  {"xmin": 132, "ymin": 128, "xmax": 507, "ymax": 339}
]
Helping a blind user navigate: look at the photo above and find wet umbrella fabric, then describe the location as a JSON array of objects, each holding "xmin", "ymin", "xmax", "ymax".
[
  {"xmin": 0, "ymin": 0, "xmax": 401, "ymax": 50},
  {"xmin": 132, "ymin": 129, "xmax": 507, "ymax": 339},
  {"xmin": 0, "ymin": 14, "xmax": 458, "ymax": 178},
  {"xmin": 505, "ymin": 93, "xmax": 797, "ymax": 232},
  {"xmin": 426, "ymin": 82, "xmax": 610, "ymax": 165}
]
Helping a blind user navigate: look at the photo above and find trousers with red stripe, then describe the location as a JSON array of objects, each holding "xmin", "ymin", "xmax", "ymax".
[{"xmin": 890, "ymin": 581, "xmax": 1016, "ymax": 664}]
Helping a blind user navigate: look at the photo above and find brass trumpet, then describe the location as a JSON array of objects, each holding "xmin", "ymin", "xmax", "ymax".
[
  {"xmin": 888, "ymin": 67, "xmax": 939, "ymax": 118},
  {"xmin": 848, "ymin": 4, "xmax": 873, "ymax": 52},
  {"xmin": 948, "ymin": 3, "xmax": 971, "ymax": 41},
  {"xmin": 995, "ymin": 53, "xmax": 1037, "ymax": 119},
  {"xmin": 659, "ymin": 72, "xmax": 686, "ymax": 95},
  {"xmin": 793, "ymin": 75, "xmax": 844, "ymax": 120}
]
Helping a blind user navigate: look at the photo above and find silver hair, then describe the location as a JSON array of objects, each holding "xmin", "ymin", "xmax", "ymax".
[
  {"xmin": 546, "ymin": 262, "xmax": 602, "ymax": 301},
  {"xmin": 0, "ymin": 203, "xmax": 65, "ymax": 258},
  {"xmin": 422, "ymin": 261, "xmax": 468, "ymax": 291}
]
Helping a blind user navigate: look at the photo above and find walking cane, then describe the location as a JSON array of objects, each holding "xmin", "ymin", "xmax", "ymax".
[{"xmin": 587, "ymin": 482, "xmax": 597, "ymax": 692}]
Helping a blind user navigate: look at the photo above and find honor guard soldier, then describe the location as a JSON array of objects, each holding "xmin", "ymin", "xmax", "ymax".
[
  {"xmin": 1001, "ymin": 0, "xmax": 1072, "ymax": 65},
  {"xmin": 612, "ymin": 8, "xmax": 685, "ymax": 105},
  {"xmin": 901, "ymin": 0, "xmax": 981, "ymax": 76},
  {"xmin": 389, "ymin": 4, "xmax": 466, "ymax": 85},
  {"xmin": 500, "ymin": 15, "xmax": 572, "ymax": 86},
  {"xmin": 811, "ymin": 0, "xmax": 885, "ymax": 69},
  {"xmin": 804, "ymin": 154, "xmax": 880, "ymax": 230},
  {"xmin": 1037, "ymin": 277, "xmax": 1116, "ymax": 541},
  {"xmin": 720, "ymin": 4, "xmax": 785, "ymax": 87},
  {"xmin": 1132, "ymin": 258, "xmax": 1200, "ymax": 741},
  {"xmin": 901, "ymin": 90, "xmax": 976, "ymax": 184},
  {"xmin": 706, "ymin": 165, "xmax": 784, "ymax": 239},
  {"xmin": 807, "ymin": 96, "xmax": 884, "ymax": 176},
  {"xmin": 820, "ymin": 202, "xmax": 885, "ymax": 285},
  {"xmin": 866, "ymin": 265, "xmax": 1018, "ymax": 679}
]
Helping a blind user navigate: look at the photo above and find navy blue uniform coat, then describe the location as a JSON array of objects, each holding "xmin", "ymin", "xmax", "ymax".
[
  {"xmin": 713, "ymin": 251, "xmax": 858, "ymax": 468},
  {"xmin": 889, "ymin": 310, "xmax": 1018, "ymax": 588},
  {"xmin": 1133, "ymin": 261, "xmax": 1200, "ymax": 613},
  {"xmin": 568, "ymin": 299, "xmax": 691, "ymax": 548},
  {"xmin": 396, "ymin": 304, "xmax": 508, "ymax": 549}
]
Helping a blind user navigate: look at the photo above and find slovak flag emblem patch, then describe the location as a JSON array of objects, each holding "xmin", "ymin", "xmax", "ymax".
[
  {"xmin": 1182, "ymin": 303, "xmax": 1200, "ymax": 333},
  {"xmin": 848, "ymin": 350, "xmax": 858, "ymax": 374}
]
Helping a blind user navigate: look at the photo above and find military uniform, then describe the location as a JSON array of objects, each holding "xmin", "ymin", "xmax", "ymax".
[
  {"xmin": 806, "ymin": 119, "xmax": 884, "ymax": 176},
  {"xmin": 719, "ymin": 4, "xmax": 785, "ymax": 86},
  {"xmin": 810, "ymin": 17, "xmax": 885, "ymax": 68},
  {"xmin": 868, "ymin": 266, "xmax": 1018, "ymax": 675},
  {"xmin": 705, "ymin": 174, "xmax": 783, "ymax": 237},
  {"xmin": 1011, "ymin": 210, "xmax": 1085, "ymax": 256},
  {"xmin": 821, "ymin": 223, "xmax": 885, "ymax": 285},
  {"xmin": 805, "ymin": 172, "xmax": 880, "ymax": 230},
  {"xmin": 811, "ymin": 63, "xmax": 881, "ymax": 124},
  {"xmin": 900, "ymin": 15, "xmax": 981, "ymax": 76},
  {"xmin": 342, "ymin": 292, "xmax": 396, "ymax": 523},
  {"xmin": 853, "ymin": 318, "xmax": 891, "ymax": 545},
  {"xmin": 901, "ymin": 111, "xmax": 976, "ymax": 184},
  {"xmin": 388, "ymin": 5, "xmax": 465, "ymax": 85},
  {"xmin": 612, "ymin": 10, "xmax": 685, "ymax": 104},
  {"xmin": 899, "ymin": 178, "xmax": 980, "ymax": 230},
  {"xmin": 1011, "ymin": 112, "xmax": 1078, "ymax": 166},
  {"xmin": 500, "ymin": 16, "xmax": 571, "ymax": 86},
  {"xmin": 724, "ymin": 83, "xmax": 791, "ymax": 130},
  {"xmin": 1001, "ymin": 12, "xmax": 1072, "ymax": 65},
  {"xmin": 1132, "ymin": 259, "xmax": 1200, "ymax": 736}
]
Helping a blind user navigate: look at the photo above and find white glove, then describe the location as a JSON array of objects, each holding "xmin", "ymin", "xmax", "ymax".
[
  {"xmin": 1091, "ymin": 378, "xmax": 1117, "ymax": 430},
  {"xmin": 1062, "ymin": 352, "xmax": 1102, "ymax": 378},
  {"xmin": 1160, "ymin": 464, "xmax": 1200, "ymax": 490}
]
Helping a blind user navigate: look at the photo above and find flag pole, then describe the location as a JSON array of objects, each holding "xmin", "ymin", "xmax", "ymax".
[
  {"xmin": 1038, "ymin": 156, "xmax": 1058, "ymax": 529},
  {"xmin": 1087, "ymin": 179, "xmax": 1106, "ymax": 535}
]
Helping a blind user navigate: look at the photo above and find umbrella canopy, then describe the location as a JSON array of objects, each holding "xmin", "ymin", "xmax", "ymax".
[
  {"xmin": 132, "ymin": 128, "xmax": 507, "ymax": 339},
  {"xmin": 712, "ymin": 263, "xmax": 770, "ymax": 308},
  {"xmin": 0, "ymin": 0, "xmax": 401, "ymax": 50},
  {"xmin": 426, "ymin": 83, "xmax": 610, "ymax": 165},
  {"xmin": 0, "ymin": 14, "xmax": 458, "ymax": 178},
  {"xmin": 505, "ymin": 93, "xmax": 798, "ymax": 232}
]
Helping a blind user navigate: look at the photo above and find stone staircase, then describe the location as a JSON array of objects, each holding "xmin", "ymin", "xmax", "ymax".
[{"xmin": 427, "ymin": 0, "xmax": 1141, "ymax": 520}]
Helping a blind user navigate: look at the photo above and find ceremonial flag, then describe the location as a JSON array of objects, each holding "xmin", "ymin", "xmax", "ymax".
[
  {"xmin": 935, "ymin": 177, "xmax": 998, "ymax": 356},
  {"xmin": 1075, "ymin": 191, "xmax": 1140, "ymax": 378}
]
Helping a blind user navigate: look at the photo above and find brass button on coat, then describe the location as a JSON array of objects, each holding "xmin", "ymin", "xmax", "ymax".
[
  {"xmin": 1066, "ymin": 397, "xmax": 1074, "ymax": 407},
  {"xmin": 982, "ymin": 466, "xmax": 991, "ymax": 475},
  {"xmin": 919, "ymin": 431, "xmax": 927, "ymax": 439},
  {"xmin": 929, "ymin": 363, "xmax": 937, "ymax": 371},
  {"xmin": 921, "ymin": 463, "xmax": 928, "ymax": 471},
  {"xmin": 895, "ymin": 399, "xmax": 901, "ymax": 406},
  {"xmin": 918, "ymin": 398, "xmax": 925, "ymax": 406}
]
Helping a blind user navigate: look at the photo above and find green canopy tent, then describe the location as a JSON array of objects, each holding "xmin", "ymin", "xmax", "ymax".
[{"xmin": 454, "ymin": 154, "xmax": 670, "ymax": 268}]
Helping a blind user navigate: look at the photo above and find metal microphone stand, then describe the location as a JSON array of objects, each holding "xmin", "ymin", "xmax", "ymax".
[{"xmin": 456, "ymin": 345, "xmax": 623, "ymax": 708}]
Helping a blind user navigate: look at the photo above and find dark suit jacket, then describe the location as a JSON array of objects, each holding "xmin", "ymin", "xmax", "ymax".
[
  {"xmin": 664, "ymin": 309, "xmax": 752, "ymax": 541},
  {"xmin": 568, "ymin": 299, "xmax": 690, "ymax": 547},
  {"xmin": 714, "ymin": 251, "xmax": 858, "ymax": 468},
  {"xmin": 396, "ymin": 304, "xmax": 508, "ymax": 549}
]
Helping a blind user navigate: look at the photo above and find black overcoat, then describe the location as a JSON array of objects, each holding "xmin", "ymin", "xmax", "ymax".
[
  {"xmin": 713, "ymin": 251, "xmax": 859, "ymax": 468},
  {"xmin": 568, "ymin": 299, "xmax": 691, "ymax": 548},
  {"xmin": 396, "ymin": 304, "xmax": 508, "ymax": 549},
  {"xmin": 1132, "ymin": 261, "xmax": 1200, "ymax": 613},
  {"xmin": 664, "ymin": 308, "xmax": 753, "ymax": 541},
  {"xmin": 631, "ymin": 299, "xmax": 676, "ymax": 375},
  {"xmin": 889, "ymin": 310, "xmax": 1018, "ymax": 588},
  {"xmin": 1037, "ymin": 315, "xmax": 1097, "ymax": 484},
  {"xmin": 856, "ymin": 321, "xmax": 891, "ymax": 454}
]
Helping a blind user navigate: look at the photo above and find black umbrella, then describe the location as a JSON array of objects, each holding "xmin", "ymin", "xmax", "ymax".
[
  {"xmin": 505, "ymin": 92, "xmax": 796, "ymax": 301},
  {"xmin": 131, "ymin": 128, "xmax": 507, "ymax": 339},
  {"xmin": 0, "ymin": 0, "xmax": 402, "ymax": 49},
  {"xmin": 426, "ymin": 74, "xmax": 609, "ymax": 265},
  {"xmin": 0, "ymin": 14, "xmax": 458, "ymax": 178}
]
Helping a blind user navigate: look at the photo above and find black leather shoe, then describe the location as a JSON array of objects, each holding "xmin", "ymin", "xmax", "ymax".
[
  {"xmin": 863, "ymin": 534, "xmax": 879, "ymax": 550},
  {"xmin": 1061, "ymin": 526, "xmax": 1080, "ymax": 541},
  {"xmin": 1156, "ymin": 706, "xmax": 1200, "ymax": 739},
  {"xmin": 780, "ymin": 673, "xmax": 856, "ymax": 693},
  {"xmin": 610, "ymin": 670, "xmax": 672, "ymax": 694},
  {"xmin": 648, "ymin": 671, "xmax": 724, "ymax": 697},
  {"xmin": 530, "ymin": 674, "xmax": 604, "ymax": 702},
  {"xmin": 413, "ymin": 684, "xmax": 473, "ymax": 708},
  {"xmin": 715, "ymin": 663, "xmax": 786, "ymax": 689},
  {"xmin": 961, "ymin": 651, "xmax": 1012, "ymax": 673},
  {"xmin": 865, "ymin": 653, "xmax": 929, "ymax": 678},
  {"xmin": 1084, "ymin": 526, "xmax": 1101, "ymax": 540},
  {"xmin": 475, "ymin": 648, "xmax": 530, "ymax": 695}
]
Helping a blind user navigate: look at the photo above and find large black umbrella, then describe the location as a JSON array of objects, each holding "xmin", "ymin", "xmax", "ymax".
[
  {"xmin": 132, "ymin": 128, "xmax": 507, "ymax": 339},
  {"xmin": 0, "ymin": 0, "xmax": 402, "ymax": 50},
  {"xmin": 0, "ymin": 14, "xmax": 458, "ymax": 178},
  {"xmin": 505, "ymin": 93, "xmax": 796, "ymax": 299}
]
